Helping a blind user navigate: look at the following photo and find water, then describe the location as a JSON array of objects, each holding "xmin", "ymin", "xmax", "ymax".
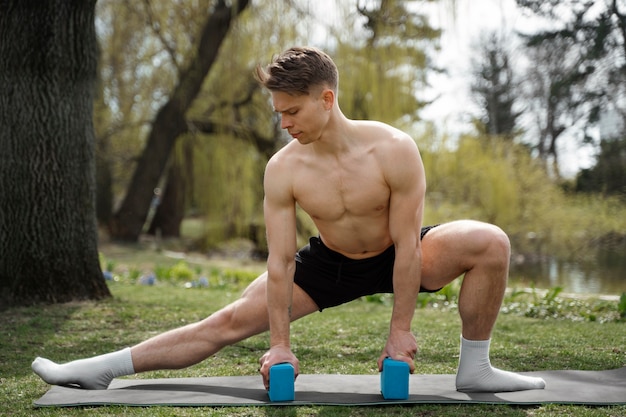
[{"xmin": 509, "ymin": 247, "xmax": 626, "ymax": 296}]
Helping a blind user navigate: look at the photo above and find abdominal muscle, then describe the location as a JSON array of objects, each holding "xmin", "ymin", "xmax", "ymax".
[{"xmin": 314, "ymin": 216, "xmax": 394, "ymax": 260}]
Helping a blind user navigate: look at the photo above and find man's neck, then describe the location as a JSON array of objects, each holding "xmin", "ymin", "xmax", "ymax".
[{"xmin": 313, "ymin": 110, "xmax": 355, "ymax": 154}]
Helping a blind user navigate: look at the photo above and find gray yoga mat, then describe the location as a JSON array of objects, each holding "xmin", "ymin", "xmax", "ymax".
[{"xmin": 34, "ymin": 367, "xmax": 626, "ymax": 407}]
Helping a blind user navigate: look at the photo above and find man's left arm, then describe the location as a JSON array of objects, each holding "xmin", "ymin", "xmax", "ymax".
[{"xmin": 379, "ymin": 135, "xmax": 426, "ymax": 372}]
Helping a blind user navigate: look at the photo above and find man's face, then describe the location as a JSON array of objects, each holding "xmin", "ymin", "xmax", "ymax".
[{"xmin": 271, "ymin": 89, "xmax": 331, "ymax": 145}]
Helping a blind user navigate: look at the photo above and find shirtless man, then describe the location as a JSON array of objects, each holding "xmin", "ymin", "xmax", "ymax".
[{"xmin": 32, "ymin": 47, "xmax": 545, "ymax": 393}]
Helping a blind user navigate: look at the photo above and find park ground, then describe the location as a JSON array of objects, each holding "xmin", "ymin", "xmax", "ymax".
[{"xmin": 1, "ymin": 240, "xmax": 625, "ymax": 417}]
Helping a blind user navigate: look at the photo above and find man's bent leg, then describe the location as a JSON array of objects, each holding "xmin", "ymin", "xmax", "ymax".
[
  {"xmin": 32, "ymin": 272, "xmax": 319, "ymax": 389},
  {"xmin": 455, "ymin": 336, "xmax": 545, "ymax": 392},
  {"xmin": 421, "ymin": 221, "xmax": 545, "ymax": 392}
]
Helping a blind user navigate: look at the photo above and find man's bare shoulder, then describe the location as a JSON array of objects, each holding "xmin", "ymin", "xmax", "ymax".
[
  {"xmin": 353, "ymin": 119, "xmax": 412, "ymax": 139},
  {"xmin": 353, "ymin": 120, "xmax": 418, "ymax": 154},
  {"xmin": 266, "ymin": 140, "xmax": 301, "ymax": 171}
]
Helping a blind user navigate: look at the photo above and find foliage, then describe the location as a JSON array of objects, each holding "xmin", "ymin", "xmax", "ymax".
[
  {"xmin": 98, "ymin": 248, "xmax": 625, "ymax": 324},
  {"xmin": 503, "ymin": 286, "xmax": 624, "ymax": 323},
  {"xmin": 333, "ymin": 0, "xmax": 440, "ymax": 128},
  {"xmin": 419, "ymin": 132, "xmax": 626, "ymax": 260},
  {"xmin": 421, "ymin": 135, "xmax": 552, "ymax": 228},
  {"xmin": 169, "ymin": 261, "xmax": 195, "ymax": 282},
  {"xmin": 576, "ymin": 135, "xmax": 626, "ymax": 198},
  {"xmin": 470, "ymin": 32, "xmax": 521, "ymax": 139},
  {"xmin": 190, "ymin": 133, "xmax": 265, "ymax": 249},
  {"xmin": 416, "ymin": 281, "xmax": 624, "ymax": 324},
  {"xmin": 90, "ymin": 0, "xmax": 625, "ymax": 258},
  {"xmin": 95, "ymin": 0, "xmax": 186, "ymax": 197},
  {"xmin": 619, "ymin": 293, "xmax": 626, "ymax": 319},
  {"xmin": 99, "ymin": 251, "xmax": 260, "ymax": 291},
  {"xmin": 92, "ymin": 0, "xmax": 443, "ymax": 243}
]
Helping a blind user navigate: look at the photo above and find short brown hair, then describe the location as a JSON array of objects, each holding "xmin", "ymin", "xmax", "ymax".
[{"xmin": 255, "ymin": 46, "xmax": 338, "ymax": 95}]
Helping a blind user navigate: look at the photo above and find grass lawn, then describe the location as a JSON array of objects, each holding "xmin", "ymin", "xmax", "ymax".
[{"xmin": 1, "ymin": 247, "xmax": 625, "ymax": 417}]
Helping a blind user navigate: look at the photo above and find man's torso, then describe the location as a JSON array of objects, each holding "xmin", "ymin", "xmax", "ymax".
[{"xmin": 278, "ymin": 121, "xmax": 412, "ymax": 259}]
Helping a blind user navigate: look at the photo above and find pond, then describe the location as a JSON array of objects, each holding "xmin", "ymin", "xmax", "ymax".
[{"xmin": 509, "ymin": 247, "xmax": 626, "ymax": 296}]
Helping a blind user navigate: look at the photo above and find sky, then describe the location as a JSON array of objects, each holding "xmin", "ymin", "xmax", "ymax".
[
  {"xmin": 420, "ymin": 0, "xmax": 536, "ymax": 132},
  {"xmin": 418, "ymin": 0, "xmax": 595, "ymax": 177}
]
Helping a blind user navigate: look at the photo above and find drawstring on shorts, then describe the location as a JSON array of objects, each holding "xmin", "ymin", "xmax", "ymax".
[{"xmin": 336, "ymin": 260, "xmax": 343, "ymax": 284}]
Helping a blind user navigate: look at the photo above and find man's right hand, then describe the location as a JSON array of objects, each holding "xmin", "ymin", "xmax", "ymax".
[
  {"xmin": 258, "ymin": 345, "xmax": 299, "ymax": 390},
  {"xmin": 377, "ymin": 328, "xmax": 418, "ymax": 373}
]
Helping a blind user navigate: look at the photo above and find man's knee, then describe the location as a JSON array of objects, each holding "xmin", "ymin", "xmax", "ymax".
[
  {"xmin": 470, "ymin": 223, "xmax": 511, "ymax": 275},
  {"xmin": 455, "ymin": 221, "xmax": 510, "ymax": 270},
  {"xmin": 197, "ymin": 307, "xmax": 237, "ymax": 346},
  {"xmin": 201, "ymin": 300, "xmax": 268, "ymax": 346},
  {"xmin": 486, "ymin": 224, "xmax": 511, "ymax": 260},
  {"xmin": 480, "ymin": 223, "xmax": 510, "ymax": 251},
  {"xmin": 459, "ymin": 221, "xmax": 508, "ymax": 253}
]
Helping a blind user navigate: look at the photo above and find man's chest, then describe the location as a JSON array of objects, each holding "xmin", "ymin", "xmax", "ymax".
[{"xmin": 293, "ymin": 162, "xmax": 390, "ymax": 221}]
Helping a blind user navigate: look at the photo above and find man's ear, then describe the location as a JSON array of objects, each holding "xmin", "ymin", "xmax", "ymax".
[{"xmin": 321, "ymin": 89, "xmax": 335, "ymax": 111}]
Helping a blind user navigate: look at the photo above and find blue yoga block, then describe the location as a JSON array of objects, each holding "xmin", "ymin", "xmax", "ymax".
[
  {"xmin": 268, "ymin": 363, "xmax": 295, "ymax": 402},
  {"xmin": 380, "ymin": 358, "xmax": 410, "ymax": 400}
]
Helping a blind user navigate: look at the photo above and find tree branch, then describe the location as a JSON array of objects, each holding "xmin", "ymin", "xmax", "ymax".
[{"xmin": 142, "ymin": 0, "xmax": 181, "ymax": 72}]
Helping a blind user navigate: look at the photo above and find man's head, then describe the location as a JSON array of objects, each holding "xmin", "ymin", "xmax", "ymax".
[{"xmin": 255, "ymin": 46, "xmax": 338, "ymax": 96}]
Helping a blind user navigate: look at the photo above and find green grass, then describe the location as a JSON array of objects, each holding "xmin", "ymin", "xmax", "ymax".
[{"xmin": 1, "ymin": 250, "xmax": 625, "ymax": 416}]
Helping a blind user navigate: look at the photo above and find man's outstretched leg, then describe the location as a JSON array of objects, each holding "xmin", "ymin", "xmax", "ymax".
[
  {"xmin": 32, "ymin": 348, "xmax": 134, "ymax": 390},
  {"xmin": 32, "ymin": 272, "xmax": 319, "ymax": 389},
  {"xmin": 421, "ymin": 221, "xmax": 546, "ymax": 392}
]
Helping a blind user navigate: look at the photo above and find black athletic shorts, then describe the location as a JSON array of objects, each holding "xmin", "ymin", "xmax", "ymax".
[{"xmin": 294, "ymin": 225, "xmax": 440, "ymax": 311}]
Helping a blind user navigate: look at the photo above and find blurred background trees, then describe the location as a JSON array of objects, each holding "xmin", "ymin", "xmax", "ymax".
[
  {"xmin": 517, "ymin": 0, "xmax": 626, "ymax": 192},
  {"xmin": 93, "ymin": 0, "xmax": 443, "ymax": 251},
  {"xmin": 470, "ymin": 33, "xmax": 521, "ymax": 140},
  {"xmin": 3, "ymin": 0, "xmax": 625, "ymax": 305},
  {"xmin": 93, "ymin": 0, "xmax": 625, "ymax": 259}
]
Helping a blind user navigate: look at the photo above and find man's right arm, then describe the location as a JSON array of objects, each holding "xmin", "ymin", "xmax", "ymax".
[{"xmin": 259, "ymin": 155, "xmax": 299, "ymax": 388}]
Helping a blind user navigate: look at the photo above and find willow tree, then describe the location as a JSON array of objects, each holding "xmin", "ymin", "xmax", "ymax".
[
  {"xmin": 183, "ymin": 0, "xmax": 443, "ymax": 248},
  {"xmin": 172, "ymin": 1, "xmax": 302, "ymax": 245},
  {"xmin": 94, "ymin": 0, "xmax": 204, "ymax": 232},
  {"xmin": 149, "ymin": 0, "xmax": 310, "ymax": 243},
  {"xmin": 94, "ymin": 0, "xmax": 299, "ymax": 242},
  {"xmin": 175, "ymin": 0, "xmax": 444, "ymax": 249},
  {"xmin": 107, "ymin": 0, "xmax": 251, "ymax": 241},
  {"xmin": 0, "ymin": 0, "xmax": 109, "ymax": 306},
  {"xmin": 95, "ymin": 0, "xmax": 443, "ymax": 245},
  {"xmin": 94, "ymin": 1, "xmax": 179, "ymax": 226},
  {"xmin": 334, "ymin": 0, "xmax": 441, "ymax": 130}
]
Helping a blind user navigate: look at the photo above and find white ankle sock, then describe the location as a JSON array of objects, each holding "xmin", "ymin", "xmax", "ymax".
[
  {"xmin": 32, "ymin": 347, "xmax": 135, "ymax": 389},
  {"xmin": 455, "ymin": 336, "xmax": 546, "ymax": 392}
]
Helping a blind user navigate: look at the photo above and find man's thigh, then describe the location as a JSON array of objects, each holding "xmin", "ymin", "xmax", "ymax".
[
  {"xmin": 420, "ymin": 220, "xmax": 502, "ymax": 290},
  {"xmin": 241, "ymin": 272, "xmax": 319, "ymax": 322}
]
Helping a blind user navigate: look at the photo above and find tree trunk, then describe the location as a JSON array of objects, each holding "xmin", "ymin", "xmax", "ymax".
[
  {"xmin": 0, "ymin": 0, "xmax": 110, "ymax": 307},
  {"xmin": 109, "ymin": 0, "xmax": 251, "ymax": 241},
  {"xmin": 95, "ymin": 136, "xmax": 114, "ymax": 226},
  {"xmin": 94, "ymin": 76, "xmax": 114, "ymax": 227},
  {"xmin": 147, "ymin": 154, "xmax": 188, "ymax": 238}
]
